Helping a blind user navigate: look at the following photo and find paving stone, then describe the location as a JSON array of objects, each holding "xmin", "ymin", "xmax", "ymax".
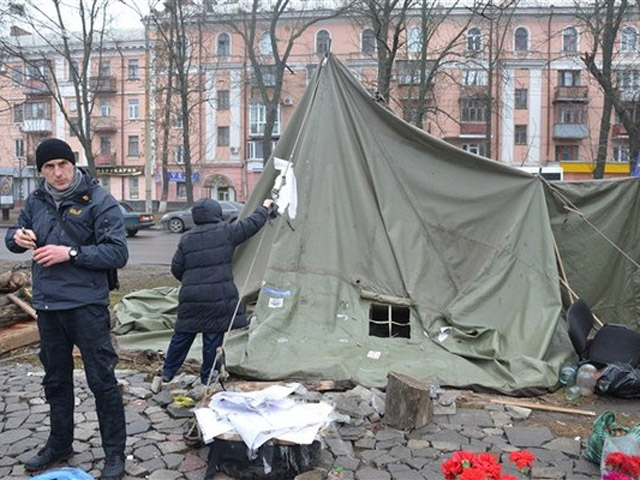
[
  {"xmin": 326, "ymin": 437, "xmax": 354, "ymax": 457},
  {"xmin": 504, "ymin": 426, "xmax": 554, "ymax": 447},
  {"xmin": 542, "ymin": 437, "xmax": 581, "ymax": 457},
  {"xmin": 355, "ymin": 467, "xmax": 391, "ymax": 480},
  {"xmin": 147, "ymin": 469, "xmax": 183, "ymax": 479},
  {"xmin": 0, "ymin": 429, "xmax": 30, "ymax": 445},
  {"xmin": 335, "ymin": 455, "xmax": 360, "ymax": 471}
]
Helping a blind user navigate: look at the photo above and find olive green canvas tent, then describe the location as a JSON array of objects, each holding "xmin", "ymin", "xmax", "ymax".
[{"xmin": 113, "ymin": 54, "xmax": 640, "ymax": 394}]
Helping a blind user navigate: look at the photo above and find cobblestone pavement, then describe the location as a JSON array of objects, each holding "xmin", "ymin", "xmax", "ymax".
[{"xmin": 0, "ymin": 362, "xmax": 602, "ymax": 480}]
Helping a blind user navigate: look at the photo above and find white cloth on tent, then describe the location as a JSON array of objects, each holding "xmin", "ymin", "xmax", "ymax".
[
  {"xmin": 195, "ymin": 383, "xmax": 333, "ymax": 450},
  {"xmin": 272, "ymin": 157, "xmax": 297, "ymax": 219}
]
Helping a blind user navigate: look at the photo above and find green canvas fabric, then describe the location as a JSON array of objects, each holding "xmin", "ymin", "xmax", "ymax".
[
  {"xmin": 225, "ymin": 55, "xmax": 571, "ymax": 392},
  {"xmin": 112, "ymin": 55, "xmax": 640, "ymax": 393},
  {"xmin": 544, "ymin": 178, "xmax": 640, "ymax": 330}
]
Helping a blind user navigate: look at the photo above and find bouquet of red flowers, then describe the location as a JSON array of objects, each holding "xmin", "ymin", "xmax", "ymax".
[
  {"xmin": 602, "ymin": 452, "xmax": 640, "ymax": 480},
  {"xmin": 441, "ymin": 450, "xmax": 535, "ymax": 480}
]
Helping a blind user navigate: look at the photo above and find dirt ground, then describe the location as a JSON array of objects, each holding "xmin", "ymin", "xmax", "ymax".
[{"xmin": 1, "ymin": 258, "xmax": 639, "ymax": 443}]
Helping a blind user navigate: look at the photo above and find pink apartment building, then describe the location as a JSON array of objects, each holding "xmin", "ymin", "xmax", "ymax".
[{"xmin": 0, "ymin": 3, "xmax": 638, "ymax": 210}]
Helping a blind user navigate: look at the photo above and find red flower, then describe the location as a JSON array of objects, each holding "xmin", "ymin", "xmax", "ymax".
[
  {"xmin": 475, "ymin": 453, "xmax": 502, "ymax": 479},
  {"xmin": 509, "ymin": 450, "xmax": 535, "ymax": 470},
  {"xmin": 460, "ymin": 467, "xmax": 489, "ymax": 480},
  {"xmin": 605, "ymin": 452, "xmax": 640, "ymax": 478},
  {"xmin": 499, "ymin": 475, "xmax": 519, "ymax": 480}
]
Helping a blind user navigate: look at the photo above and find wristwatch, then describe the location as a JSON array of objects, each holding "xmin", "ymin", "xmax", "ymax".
[{"xmin": 69, "ymin": 246, "xmax": 80, "ymax": 264}]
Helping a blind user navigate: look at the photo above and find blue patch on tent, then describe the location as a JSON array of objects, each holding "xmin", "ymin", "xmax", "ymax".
[{"xmin": 263, "ymin": 287, "xmax": 293, "ymax": 298}]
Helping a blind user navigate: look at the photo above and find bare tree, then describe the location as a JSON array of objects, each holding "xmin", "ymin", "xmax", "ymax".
[
  {"xmin": 216, "ymin": 0, "xmax": 352, "ymax": 165},
  {"xmin": 0, "ymin": 0, "xmax": 116, "ymax": 175},
  {"xmin": 390, "ymin": 0, "xmax": 473, "ymax": 130},
  {"xmin": 578, "ymin": 0, "xmax": 640, "ymax": 178}
]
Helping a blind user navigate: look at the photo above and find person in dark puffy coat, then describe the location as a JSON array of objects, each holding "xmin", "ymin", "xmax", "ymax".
[{"xmin": 162, "ymin": 197, "xmax": 273, "ymax": 384}]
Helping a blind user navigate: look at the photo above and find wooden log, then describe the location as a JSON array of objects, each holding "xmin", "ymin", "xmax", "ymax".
[
  {"xmin": 0, "ymin": 271, "xmax": 30, "ymax": 293},
  {"xmin": 384, "ymin": 371, "xmax": 432, "ymax": 430},
  {"xmin": 0, "ymin": 321, "xmax": 39, "ymax": 355},
  {"xmin": 7, "ymin": 293, "xmax": 37, "ymax": 320}
]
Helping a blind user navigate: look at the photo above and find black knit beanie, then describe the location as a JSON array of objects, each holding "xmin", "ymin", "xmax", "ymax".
[{"xmin": 36, "ymin": 138, "xmax": 76, "ymax": 172}]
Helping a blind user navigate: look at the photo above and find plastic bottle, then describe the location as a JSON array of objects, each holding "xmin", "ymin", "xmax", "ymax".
[
  {"xmin": 558, "ymin": 364, "xmax": 578, "ymax": 386},
  {"xmin": 576, "ymin": 363, "xmax": 598, "ymax": 396},
  {"xmin": 564, "ymin": 385, "xmax": 581, "ymax": 401}
]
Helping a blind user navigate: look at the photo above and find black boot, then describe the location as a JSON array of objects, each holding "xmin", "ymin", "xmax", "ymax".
[
  {"xmin": 24, "ymin": 446, "xmax": 73, "ymax": 472},
  {"xmin": 102, "ymin": 454, "xmax": 125, "ymax": 480}
]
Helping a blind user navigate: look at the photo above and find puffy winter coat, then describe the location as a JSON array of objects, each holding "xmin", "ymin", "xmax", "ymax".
[
  {"xmin": 171, "ymin": 199, "xmax": 268, "ymax": 332},
  {"xmin": 4, "ymin": 171, "xmax": 129, "ymax": 310}
]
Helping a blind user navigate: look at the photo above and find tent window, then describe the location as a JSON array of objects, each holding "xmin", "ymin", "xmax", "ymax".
[{"xmin": 369, "ymin": 304, "xmax": 410, "ymax": 339}]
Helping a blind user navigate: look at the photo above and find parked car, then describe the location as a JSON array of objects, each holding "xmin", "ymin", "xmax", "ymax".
[
  {"xmin": 161, "ymin": 200, "xmax": 244, "ymax": 233},
  {"xmin": 119, "ymin": 202, "xmax": 155, "ymax": 237}
]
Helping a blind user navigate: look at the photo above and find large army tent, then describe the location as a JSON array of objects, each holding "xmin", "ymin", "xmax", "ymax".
[{"xmin": 114, "ymin": 54, "xmax": 640, "ymax": 394}]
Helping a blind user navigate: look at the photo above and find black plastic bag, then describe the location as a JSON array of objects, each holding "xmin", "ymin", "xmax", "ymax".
[{"xmin": 596, "ymin": 362, "xmax": 640, "ymax": 398}]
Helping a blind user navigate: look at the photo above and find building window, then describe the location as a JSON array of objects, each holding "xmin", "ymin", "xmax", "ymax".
[
  {"xmin": 515, "ymin": 88, "xmax": 528, "ymax": 109},
  {"xmin": 14, "ymin": 138, "xmax": 24, "ymax": 159},
  {"xmin": 12, "ymin": 65, "xmax": 23, "ymax": 86},
  {"xmin": 562, "ymin": 27, "xmax": 578, "ymax": 53},
  {"xmin": 128, "ymin": 99, "xmax": 140, "ymax": 120},
  {"xmin": 613, "ymin": 145, "xmax": 630, "ymax": 162},
  {"xmin": 13, "ymin": 104, "xmax": 23, "ymax": 123},
  {"xmin": 128, "ymin": 59, "xmax": 139, "ymax": 79},
  {"xmin": 396, "ymin": 60, "xmax": 422, "ymax": 85},
  {"xmin": 249, "ymin": 102, "xmax": 280, "ymax": 136},
  {"xmin": 174, "ymin": 145, "xmax": 184, "ymax": 164},
  {"xmin": 463, "ymin": 143, "xmax": 487, "ymax": 157},
  {"xmin": 408, "ymin": 27, "xmax": 422, "ymax": 54},
  {"xmin": 621, "ymin": 27, "xmax": 638, "ymax": 53},
  {"xmin": 316, "ymin": 30, "xmax": 331, "ymax": 55},
  {"xmin": 251, "ymin": 65, "xmax": 276, "ymax": 87},
  {"xmin": 217, "ymin": 33, "xmax": 230, "ymax": 56},
  {"xmin": 99, "ymin": 60, "xmax": 110, "ymax": 76},
  {"xmin": 555, "ymin": 145, "xmax": 579, "ymax": 161},
  {"xmin": 100, "ymin": 136, "xmax": 111, "ymax": 155},
  {"xmin": 247, "ymin": 139, "xmax": 278, "ymax": 160},
  {"xmin": 461, "ymin": 98, "xmax": 487, "ymax": 122},
  {"xmin": 176, "ymin": 181, "xmax": 186, "ymax": 198},
  {"xmin": 514, "ymin": 27, "xmax": 529, "ymax": 52},
  {"xmin": 467, "ymin": 27, "xmax": 482, "ymax": 52},
  {"xmin": 69, "ymin": 100, "xmax": 77, "ymax": 112},
  {"xmin": 129, "ymin": 177, "xmax": 139, "ymax": 200},
  {"xmin": 128, "ymin": 135, "xmax": 139, "ymax": 157},
  {"xmin": 101, "ymin": 99, "xmax": 110, "ymax": 117},
  {"xmin": 369, "ymin": 303, "xmax": 410, "ymax": 339},
  {"xmin": 23, "ymin": 102, "xmax": 50, "ymax": 120},
  {"xmin": 557, "ymin": 104, "xmax": 585, "ymax": 124},
  {"xmin": 558, "ymin": 70, "xmax": 581, "ymax": 87},
  {"xmin": 463, "ymin": 69, "xmax": 488, "ymax": 86},
  {"xmin": 173, "ymin": 113, "xmax": 183, "ymax": 129},
  {"xmin": 361, "ymin": 29, "xmax": 376, "ymax": 55},
  {"xmin": 259, "ymin": 31, "xmax": 272, "ymax": 56},
  {"xmin": 514, "ymin": 125, "xmax": 527, "ymax": 145},
  {"xmin": 616, "ymin": 69, "xmax": 640, "ymax": 91},
  {"xmin": 217, "ymin": 90, "xmax": 230, "ymax": 110},
  {"xmin": 217, "ymin": 126, "xmax": 230, "ymax": 146},
  {"xmin": 68, "ymin": 60, "xmax": 79, "ymax": 81}
]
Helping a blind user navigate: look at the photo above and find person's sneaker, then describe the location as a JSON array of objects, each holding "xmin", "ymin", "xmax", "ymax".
[
  {"xmin": 161, "ymin": 373, "xmax": 173, "ymax": 383},
  {"xmin": 102, "ymin": 454, "xmax": 125, "ymax": 480},
  {"xmin": 24, "ymin": 446, "xmax": 73, "ymax": 472}
]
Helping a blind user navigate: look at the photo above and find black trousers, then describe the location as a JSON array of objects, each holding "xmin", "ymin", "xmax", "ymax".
[{"xmin": 37, "ymin": 304, "xmax": 126, "ymax": 457}]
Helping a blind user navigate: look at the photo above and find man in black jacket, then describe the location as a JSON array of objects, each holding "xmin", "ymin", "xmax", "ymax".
[
  {"xmin": 162, "ymin": 197, "xmax": 273, "ymax": 385},
  {"xmin": 5, "ymin": 138, "xmax": 128, "ymax": 480}
]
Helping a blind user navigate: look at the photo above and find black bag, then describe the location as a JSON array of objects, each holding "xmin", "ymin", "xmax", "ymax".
[
  {"xmin": 596, "ymin": 362, "xmax": 640, "ymax": 398},
  {"xmin": 49, "ymin": 206, "xmax": 120, "ymax": 291}
]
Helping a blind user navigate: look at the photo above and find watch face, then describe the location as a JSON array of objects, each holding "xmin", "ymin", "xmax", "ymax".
[{"xmin": 70, "ymin": 248, "xmax": 78, "ymax": 258}]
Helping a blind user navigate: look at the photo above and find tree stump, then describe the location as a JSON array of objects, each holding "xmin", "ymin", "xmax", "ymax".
[{"xmin": 384, "ymin": 371, "xmax": 432, "ymax": 430}]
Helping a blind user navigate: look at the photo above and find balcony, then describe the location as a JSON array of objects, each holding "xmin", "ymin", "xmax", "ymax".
[
  {"xmin": 612, "ymin": 124, "xmax": 628, "ymax": 138},
  {"xmin": 23, "ymin": 79, "xmax": 50, "ymax": 96},
  {"xmin": 95, "ymin": 153, "xmax": 116, "ymax": 166},
  {"xmin": 553, "ymin": 123, "xmax": 588, "ymax": 139},
  {"xmin": 90, "ymin": 75, "xmax": 117, "ymax": 94},
  {"xmin": 92, "ymin": 116, "xmax": 117, "ymax": 133},
  {"xmin": 21, "ymin": 118, "xmax": 52, "ymax": 133},
  {"xmin": 461, "ymin": 85, "xmax": 488, "ymax": 97},
  {"xmin": 554, "ymin": 86, "xmax": 589, "ymax": 103},
  {"xmin": 460, "ymin": 123, "xmax": 487, "ymax": 137}
]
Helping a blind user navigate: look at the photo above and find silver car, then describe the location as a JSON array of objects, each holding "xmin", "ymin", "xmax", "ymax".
[{"xmin": 161, "ymin": 200, "xmax": 244, "ymax": 233}]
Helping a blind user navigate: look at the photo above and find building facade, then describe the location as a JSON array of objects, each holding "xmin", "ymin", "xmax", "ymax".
[{"xmin": 0, "ymin": 2, "xmax": 638, "ymax": 210}]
